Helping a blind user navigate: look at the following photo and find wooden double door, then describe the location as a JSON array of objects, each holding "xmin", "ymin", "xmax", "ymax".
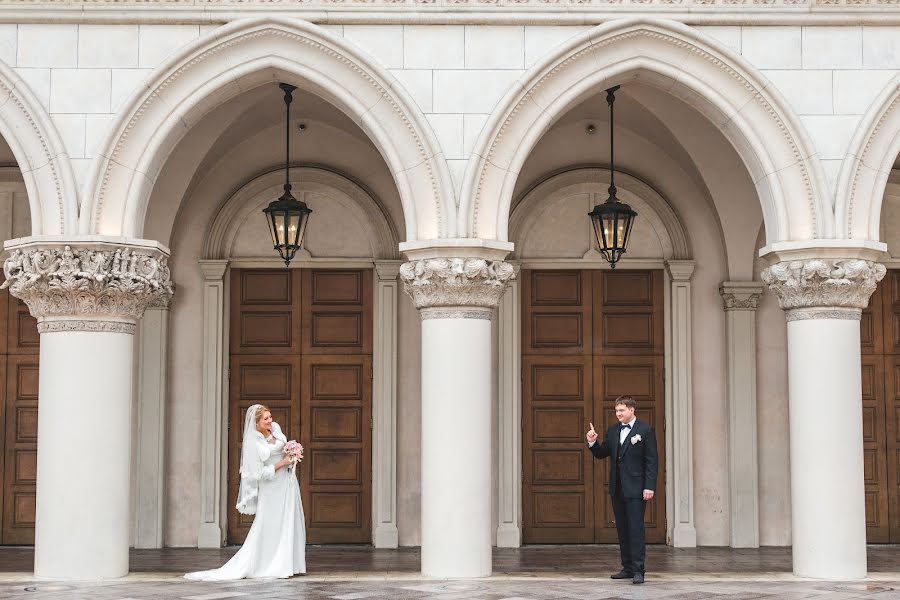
[
  {"xmin": 228, "ymin": 268, "xmax": 373, "ymax": 544},
  {"xmin": 861, "ymin": 268, "xmax": 900, "ymax": 542},
  {"xmin": 522, "ymin": 269, "xmax": 666, "ymax": 544},
  {"xmin": 0, "ymin": 287, "xmax": 38, "ymax": 545}
]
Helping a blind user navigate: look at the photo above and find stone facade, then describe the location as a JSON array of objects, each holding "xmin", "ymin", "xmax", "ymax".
[{"xmin": 0, "ymin": 3, "xmax": 897, "ymax": 583}]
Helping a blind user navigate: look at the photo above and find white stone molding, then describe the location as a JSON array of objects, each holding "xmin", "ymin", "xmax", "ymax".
[
  {"xmin": 1, "ymin": 238, "xmax": 174, "ymax": 332},
  {"xmin": 719, "ymin": 281, "xmax": 764, "ymax": 549},
  {"xmin": 400, "ymin": 258, "xmax": 516, "ymax": 310},
  {"xmin": 81, "ymin": 17, "xmax": 454, "ymax": 242},
  {"xmin": 0, "ymin": 62, "xmax": 77, "ymax": 236},
  {"xmin": 197, "ymin": 259, "xmax": 228, "ymax": 548},
  {"xmin": 761, "ymin": 259, "xmax": 886, "ymax": 321},
  {"xmin": 665, "ymin": 259, "xmax": 697, "ymax": 547},
  {"xmin": 836, "ymin": 72, "xmax": 900, "ymax": 243},
  {"xmin": 461, "ymin": 18, "xmax": 830, "ymax": 247},
  {"xmin": 204, "ymin": 167, "xmax": 400, "ymax": 261},
  {"xmin": 510, "ymin": 168, "xmax": 690, "ymax": 261},
  {"xmin": 496, "ymin": 271, "xmax": 521, "ymax": 548},
  {"xmin": 3, "ymin": 4, "xmax": 900, "ymax": 25},
  {"xmin": 134, "ymin": 305, "xmax": 169, "ymax": 549},
  {"xmin": 373, "ymin": 260, "xmax": 401, "ymax": 548}
]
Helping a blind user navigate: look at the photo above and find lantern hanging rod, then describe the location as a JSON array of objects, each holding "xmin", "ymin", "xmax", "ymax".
[
  {"xmin": 606, "ymin": 85, "xmax": 620, "ymax": 204},
  {"xmin": 280, "ymin": 82, "xmax": 297, "ymax": 197}
]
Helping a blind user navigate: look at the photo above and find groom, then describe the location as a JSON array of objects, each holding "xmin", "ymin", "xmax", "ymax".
[{"xmin": 585, "ymin": 395, "xmax": 658, "ymax": 584}]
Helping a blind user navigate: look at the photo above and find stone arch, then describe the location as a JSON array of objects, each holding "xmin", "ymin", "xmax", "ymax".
[
  {"xmin": 835, "ymin": 72, "xmax": 900, "ymax": 244},
  {"xmin": 81, "ymin": 17, "xmax": 454, "ymax": 242},
  {"xmin": 0, "ymin": 61, "xmax": 78, "ymax": 236},
  {"xmin": 460, "ymin": 18, "xmax": 829, "ymax": 248},
  {"xmin": 509, "ymin": 167, "xmax": 691, "ymax": 260},
  {"xmin": 203, "ymin": 166, "xmax": 400, "ymax": 260}
]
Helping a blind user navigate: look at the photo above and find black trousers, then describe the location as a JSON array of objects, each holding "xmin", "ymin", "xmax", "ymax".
[{"xmin": 610, "ymin": 479, "xmax": 647, "ymax": 575}]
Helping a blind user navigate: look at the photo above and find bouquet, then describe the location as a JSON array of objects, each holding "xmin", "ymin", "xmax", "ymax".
[{"xmin": 284, "ymin": 440, "xmax": 304, "ymax": 472}]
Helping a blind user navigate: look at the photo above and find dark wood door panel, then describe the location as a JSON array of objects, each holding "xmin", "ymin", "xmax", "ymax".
[
  {"xmin": 522, "ymin": 355, "xmax": 594, "ymax": 544},
  {"xmin": 593, "ymin": 355, "xmax": 666, "ymax": 544},
  {"xmin": 862, "ymin": 356, "xmax": 890, "ymax": 542},
  {"xmin": 886, "ymin": 356, "xmax": 900, "ymax": 543},
  {"xmin": 883, "ymin": 271, "xmax": 900, "ymax": 355},
  {"xmin": 301, "ymin": 354, "xmax": 372, "ymax": 543},
  {"xmin": 593, "ymin": 270, "xmax": 664, "ymax": 356},
  {"xmin": 2, "ymin": 355, "xmax": 37, "ymax": 544},
  {"xmin": 522, "ymin": 269, "xmax": 667, "ymax": 545},
  {"xmin": 302, "ymin": 270, "xmax": 372, "ymax": 355},
  {"xmin": 862, "ymin": 282, "xmax": 884, "ymax": 356},
  {"xmin": 230, "ymin": 269, "xmax": 301, "ymax": 355},
  {"xmin": 522, "ymin": 270, "xmax": 592, "ymax": 356},
  {"xmin": 226, "ymin": 354, "xmax": 302, "ymax": 544}
]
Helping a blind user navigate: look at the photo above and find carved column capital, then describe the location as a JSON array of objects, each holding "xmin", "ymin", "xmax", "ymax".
[
  {"xmin": 761, "ymin": 259, "xmax": 885, "ymax": 322},
  {"xmin": 2, "ymin": 240, "xmax": 175, "ymax": 334},
  {"xmin": 400, "ymin": 258, "xmax": 516, "ymax": 319},
  {"xmin": 719, "ymin": 282, "xmax": 765, "ymax": 311}
]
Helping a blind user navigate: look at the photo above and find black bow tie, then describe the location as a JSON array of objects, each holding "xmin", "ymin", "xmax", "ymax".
[{"xmin": 621, "ymin": 423, "xmax": 632, "ymax": 430}]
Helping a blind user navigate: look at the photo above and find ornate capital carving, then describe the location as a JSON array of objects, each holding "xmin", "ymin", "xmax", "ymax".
[
  {"xmin": 760, "ymin": 259, "xmax": 885, "ymax": 321},
  {"xmin": 2, "ymin": 243, "xmax": 174, "ymax": 333},
  {"xmin": 719, "ymin": 282, "xmax": 764, "ymax": 311},
  {"xmin": 400, "ymin": 258, "xmax": 516, "ymax": 312}
]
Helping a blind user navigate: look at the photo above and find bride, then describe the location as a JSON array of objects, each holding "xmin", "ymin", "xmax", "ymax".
[{"xmin": 186, "ymin": 404, "xmax": 306, "ymax": 580}]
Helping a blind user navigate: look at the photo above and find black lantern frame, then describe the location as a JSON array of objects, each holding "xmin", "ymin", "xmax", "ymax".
[
  {"xmin": 588, "ymin": 86, "xmax": 637, "ymax": 268},
  {"xmin": 263, "ymin": 83, "xmax": 313, "ymax": 267}
]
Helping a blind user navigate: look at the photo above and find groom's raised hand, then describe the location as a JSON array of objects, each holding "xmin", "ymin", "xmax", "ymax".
[{"xmin": 586, "ymin": 422, "xmax": 598, "ymax": 443}]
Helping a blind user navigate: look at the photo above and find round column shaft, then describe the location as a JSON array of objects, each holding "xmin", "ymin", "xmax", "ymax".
[
  {"xmin": 786, "ymin": 317, "xmax": 866, "ymax": 578},
  {"xmin": 420, "ymin": 310, "xmax": 492, "ymax": 577},
  {"xmin": 763, "ymin": 258, "xmax": 884, "ymax": 580},
  {"xmin": 2, "ymin": 240, "xmax": 173, "ymax": 580},
  {"xmin": 36, "ymin": 330, "xmax": 135, "ymax": 578},
  {"xmin": 401, "ymin": 257, "xmax": 514, "ymax": 578}
]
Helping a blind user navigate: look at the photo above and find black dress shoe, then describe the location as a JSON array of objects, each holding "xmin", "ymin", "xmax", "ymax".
[
  {"xmin": 632, "ymin": 573, "xmax": 645, "ymax": 584},
  {"xmin": 610, "ymin": 570, "xmax": 633, "ymax": 579}
]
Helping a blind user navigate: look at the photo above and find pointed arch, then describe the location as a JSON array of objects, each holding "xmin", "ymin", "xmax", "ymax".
[
  {"xmin": 81, "ymin": 17, "xmax": 455, "ymax": 242},
  {"xmin": 835, "ymin": 73, "xmax": 900, "ymax": 244},
  {"xmin": 460, "ymin": 18, "xmax": 829, "ymax": 248},
  {"xmin": 0, "ymin": 60, "xmax": 78, "ymax": 236}
]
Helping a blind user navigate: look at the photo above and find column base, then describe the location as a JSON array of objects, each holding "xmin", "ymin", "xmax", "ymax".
[
  {"xmin": 496, "ymin": 524, "xmax": 521, "ymax": 548},
  {"xmin": 671, "ymin": 524, "xmax": 697, "ymax": 548},
  {"xmin": 197, "ymin": 523, "xmax": 223, "ymax": 548},
  {"xmin": 374, "ymin": 524, "xmax": 399, "ymax": 548}
]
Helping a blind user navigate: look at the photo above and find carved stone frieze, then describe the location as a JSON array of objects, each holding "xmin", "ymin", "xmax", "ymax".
[
  {"xmin": 1, "ymin": 243, "xmax": 175, "ymax": 333},
  {"xmin": 719, "ymin": 282, "xmax": 764, "ymax": 311},
  {"xmin": 760, "ymin": 259, "xmax": 885, "ymax": 321},
  {"xmin": 400, "ymin": 258, "xmax": 515, "ymax": 312},
  {"xmin": 2, "ymin": 0, "xmax": 898, "ymax": 7},
  {"xmin": 721, "ymin": 292, "xmax": 762, "ymax": 310}
]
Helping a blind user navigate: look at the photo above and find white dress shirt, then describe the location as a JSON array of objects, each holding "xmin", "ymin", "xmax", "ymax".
[{"xmin": 588, "ymin": 417, "xmax": 636, "ymax": 447}]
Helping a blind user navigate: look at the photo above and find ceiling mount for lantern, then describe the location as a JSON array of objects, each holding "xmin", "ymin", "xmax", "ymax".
[
  {"xmin": 263, "ymin": 83, "xmax": 313, "ymax": 268},
  {"xmin": 588, "ymin": 85, "xmax": 637, "ymax": 269}
]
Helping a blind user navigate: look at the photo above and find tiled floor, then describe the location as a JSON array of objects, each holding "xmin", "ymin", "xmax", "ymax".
[{"xmin": 0, "ymin": 546, "xmax": 898, "ymax": 599}]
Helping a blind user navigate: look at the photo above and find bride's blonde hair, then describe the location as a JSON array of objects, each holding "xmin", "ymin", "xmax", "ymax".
[{"xmin": 254, "ymin": 405, "xmax": 271, "ymax": 424}]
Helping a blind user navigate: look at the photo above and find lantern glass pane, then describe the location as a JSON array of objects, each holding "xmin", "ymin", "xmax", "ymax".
[
  {"xmin": 287, "ymin": 213, "xmax": 301, "ymax": 248},
  {"xmin": 297, "ymin": 211, "xmax": 310, "ymax": 248}
]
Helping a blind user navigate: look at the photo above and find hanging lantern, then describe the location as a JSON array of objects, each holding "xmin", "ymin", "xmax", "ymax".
[
  {"xmin": 263, "ymin": 83, "xmax": 312, "ymax": 267},
  {"xmin": 588, "ymin": 85, "xmax": 637, "ymax": 268}
]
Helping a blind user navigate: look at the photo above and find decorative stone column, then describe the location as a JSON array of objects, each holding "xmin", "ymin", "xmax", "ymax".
[
  {"xmin": 762, "ymin": 258, "xmax": 885, "ymax": 580},
  {"xmin": 401, "ymin": 257, "xmax": 514, "ymax": 578},
  {"xmin": 665, "ymin": 260, "xmax": 697, "ymax": 547},
  {"xmin": 496, "ymin": 268, "xmax": 521, "ymax": 548},
  {"xmin": 719, "ymin": 281, "xmax": 764, "ymax": 549},
  {"xmin": 134, "ymin": 299, "xmax": 170, "ymax": 549},
  {"xmin": 197, "ymin": 259, "xmax": 228, "ymax": 548},
  {"xmin": 2, "ymin": 238, "xmax": 173, "ymax": 580},
  {"xmin": 373, "ymin": 261, "xmax": 401, "ymax": 548}
]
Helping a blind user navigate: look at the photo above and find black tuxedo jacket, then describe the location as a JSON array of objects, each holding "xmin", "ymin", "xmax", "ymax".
[{"xmin": 588, "ymin": 419, "xmax": 658, "ymax": 499}]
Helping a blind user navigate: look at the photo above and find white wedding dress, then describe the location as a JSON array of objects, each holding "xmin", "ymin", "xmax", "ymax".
[{"xmin": 186, "ymin": 421, "xmax": 306, "ymax": 581}]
